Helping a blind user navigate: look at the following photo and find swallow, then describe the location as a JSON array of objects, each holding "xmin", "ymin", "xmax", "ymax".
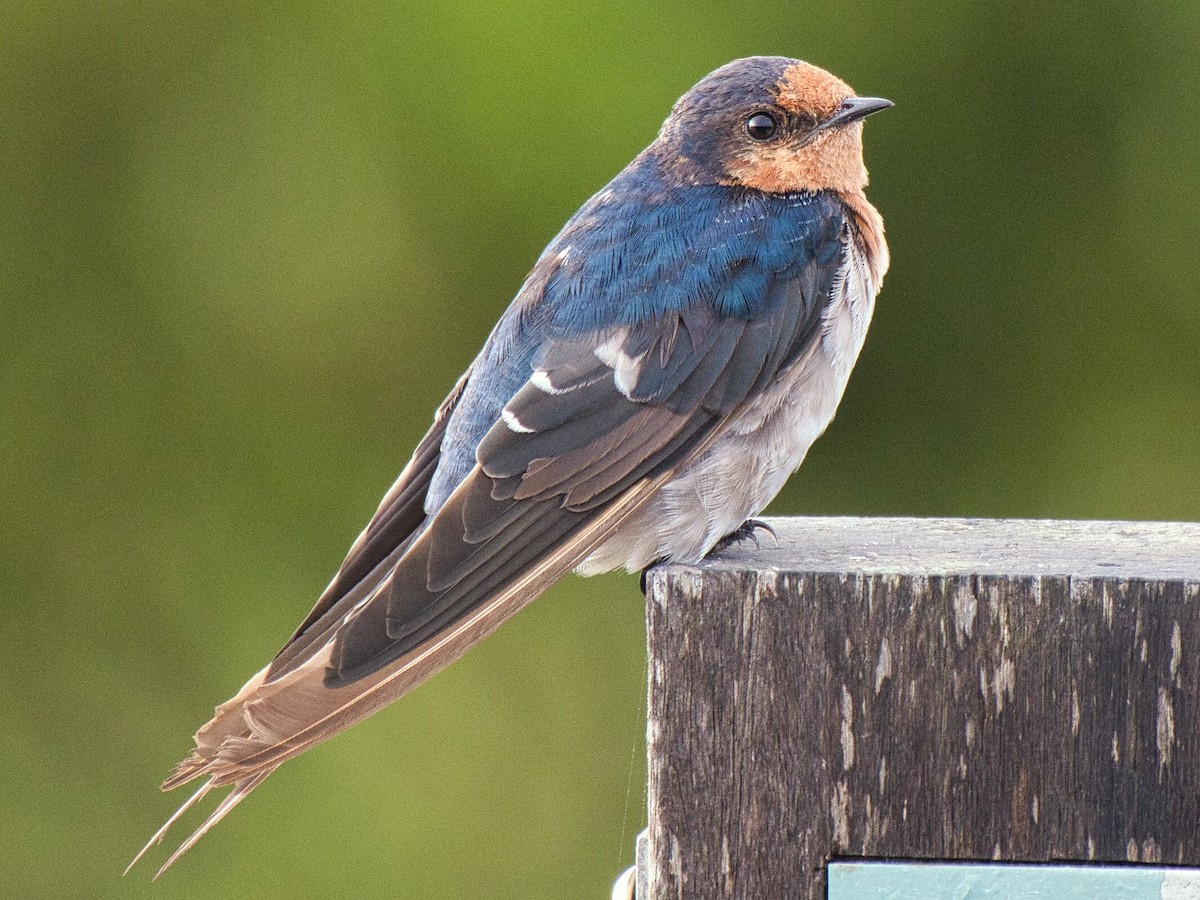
[{"xmin": 130, "ymin": 55, "xmax": 890, "ymax": 876}]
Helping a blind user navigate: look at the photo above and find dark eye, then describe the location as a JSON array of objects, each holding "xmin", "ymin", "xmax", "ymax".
[{"xmin": 745, "ymin": 112, "xmax": 778, "ymax": 141}]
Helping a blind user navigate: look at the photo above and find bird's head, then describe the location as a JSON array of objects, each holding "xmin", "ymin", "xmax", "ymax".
[{"xmin": 657, "ymin": 56, "xmax": 891, "ymax": 194}]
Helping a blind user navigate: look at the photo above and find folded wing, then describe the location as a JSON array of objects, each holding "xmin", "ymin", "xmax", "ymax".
[{"xmin": 137, "ymin": 188, "xmax": 849, "ymax": 876}]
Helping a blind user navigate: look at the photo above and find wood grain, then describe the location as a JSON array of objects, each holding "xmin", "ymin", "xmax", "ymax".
[{"xmin": 643, "ymin": 517, "xmax": 1200, "ymax": 899}]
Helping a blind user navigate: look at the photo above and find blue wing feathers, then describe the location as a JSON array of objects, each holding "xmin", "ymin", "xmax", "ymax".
[
  {"xmin": 425, "ymin": 164, "xmax": 847, "ymax": 515},
  {"xmin": 328, "ymin": 181, "xmax": 850, "ymax": 680}
]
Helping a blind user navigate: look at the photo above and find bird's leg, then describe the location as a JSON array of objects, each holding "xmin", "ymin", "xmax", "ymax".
[
  {"xmin": 709, "ymin": 518, "xmax": 777, "ymax": 555},
  {"xmin": 641, "ymin": 522, "xmax": 775, "ymax": 591}
]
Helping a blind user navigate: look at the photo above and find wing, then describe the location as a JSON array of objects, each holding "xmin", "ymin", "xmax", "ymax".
[
  {"xmin": 135, "ymin": 184, "xmax": 849, "ymax": 876},
  {"xmin": 271, "ymin": 185, "xmax": 847, "ymax": 683},
  {"xmin": 326, "ymin": 186, "xmax": 850, "ymax": 681},
  {"xmin": 178, "ymin": 231, "xmax": 839, "ymax": 776},
  {"xmin": 269, "ymin": 371, "xmax": 471, "ymax": 675},
  {"xmin": 331, "ymin": 282, "xmax": 831, "ymax": 683}
]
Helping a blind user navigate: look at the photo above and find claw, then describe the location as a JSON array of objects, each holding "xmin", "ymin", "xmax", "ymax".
[{"xmin": 710, "ymin": 519, "xmax": 777, "ymax": 555}]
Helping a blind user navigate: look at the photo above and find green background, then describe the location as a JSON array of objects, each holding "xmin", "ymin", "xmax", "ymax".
[{"xmin": 4, "ymin": 2, "xmax": 1199, "ymax": 898}]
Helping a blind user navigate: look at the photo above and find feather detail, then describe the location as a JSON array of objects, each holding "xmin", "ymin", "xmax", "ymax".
[
  {"xmin": 153, "ymin": 772, "xmax": 273, "ymax": 878},
  {"xmin": 124, "ymin": 780, "xmax": 213, "ymax": 876}
]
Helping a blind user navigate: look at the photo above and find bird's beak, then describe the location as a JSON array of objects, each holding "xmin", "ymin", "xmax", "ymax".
[{"xmin": 820, "ymin": 96, "xmax": 894, "ymax": 131}]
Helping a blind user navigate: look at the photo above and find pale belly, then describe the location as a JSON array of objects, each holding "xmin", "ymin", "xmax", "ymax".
[{"xmin": 577, "ymin": 266, "xmax": 874, "ymax": 575}]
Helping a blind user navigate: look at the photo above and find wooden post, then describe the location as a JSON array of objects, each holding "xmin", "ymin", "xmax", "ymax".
[{"xmin": 641, "ymin": 517, "xmax": 1200, "ymax": 899}]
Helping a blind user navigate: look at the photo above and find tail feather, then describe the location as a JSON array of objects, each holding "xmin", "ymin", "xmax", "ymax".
[
  {"xmin": 128, "ymin": 770, "xmax": 275, "ymax": 879},
  {"xmin": 124, "ymin": 779, "xmax": 214, "ymax": 876},
  {"xmin": 130, "ymin": 466, "xmax": 673, "ymax": 875}
]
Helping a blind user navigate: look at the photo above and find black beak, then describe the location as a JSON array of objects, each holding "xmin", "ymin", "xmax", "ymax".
[{"xmin": 820, "ymin": 96, "xmax": 894, "ymax": 131}]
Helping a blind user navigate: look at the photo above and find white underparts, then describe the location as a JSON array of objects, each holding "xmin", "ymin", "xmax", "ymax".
[{"xmin": 578, "ymin": 230, "xmax": 879, "ymax": 574}]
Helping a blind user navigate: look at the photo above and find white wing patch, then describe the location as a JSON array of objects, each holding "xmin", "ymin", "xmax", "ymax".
[
  {"xmin": 529, "ymin": 369, "xmax": 562, "ymax": 394},
  {"xmin": 593, "ymin": 329, "xmax": 646, "ymax": 396},
  {"xmin": 501, "ymin": 407, "xmax": 535, "ymax": 433}
]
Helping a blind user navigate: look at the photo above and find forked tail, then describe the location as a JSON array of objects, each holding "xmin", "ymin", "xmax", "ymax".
[{"xmin": 126, "ymin": 770, "xmax": 275, "ymax": 879}]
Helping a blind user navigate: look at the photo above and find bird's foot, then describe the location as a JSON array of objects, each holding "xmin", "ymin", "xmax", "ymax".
[{"xmin": 709, "ymin": 519, "xmax": 777, "ymax": 556}]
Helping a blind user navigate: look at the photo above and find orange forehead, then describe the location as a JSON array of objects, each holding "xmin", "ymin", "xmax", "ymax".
[{"xmin": 775, "ymin": 62, "xmax": 854, "ymax": 119}]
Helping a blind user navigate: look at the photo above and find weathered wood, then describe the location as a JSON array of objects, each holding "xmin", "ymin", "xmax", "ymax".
[{"xmin": 643, "ymin": 517, "xmax": 1200, "ymax": 900}]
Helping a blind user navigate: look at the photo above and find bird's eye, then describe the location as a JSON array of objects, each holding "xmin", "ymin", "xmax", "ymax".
[{"xmin": 745, "ymin": 112, "xmax": 778, "ymax": 141}]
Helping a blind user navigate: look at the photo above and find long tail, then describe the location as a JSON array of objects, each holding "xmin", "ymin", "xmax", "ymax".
[
  {"xmin": 123, "ymin": 525, "xmax": 606, "ymax": 876},
  {"xmin": 127, "ymin": 458, "xmax": 674, "ymax": 875},
  {"xmin": 126, "ymin": 771, "xmax": 274, "ymax": 879},
  {"xmin": 124, "ymin": 779, "xmax": 213, "ymax": 876}
]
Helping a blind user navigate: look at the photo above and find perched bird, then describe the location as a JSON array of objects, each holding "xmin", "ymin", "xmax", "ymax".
[{"xmin": 130, "ymin": 55, "xmax": 890, "ymax": 876}]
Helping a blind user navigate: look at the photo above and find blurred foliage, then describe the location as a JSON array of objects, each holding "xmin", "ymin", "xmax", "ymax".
[{"xmin": 3, "ymin": 1, "xmax": 1199, "ymax": 897}]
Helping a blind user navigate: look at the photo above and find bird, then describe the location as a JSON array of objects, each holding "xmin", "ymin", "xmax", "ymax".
[{"xmin": 129, "ymin": 55, "xmax": 891, "ymax": 877}]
